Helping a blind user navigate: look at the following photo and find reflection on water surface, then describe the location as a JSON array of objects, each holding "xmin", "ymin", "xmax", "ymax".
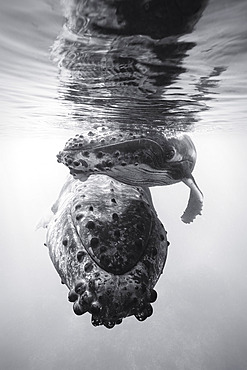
[{"xmin": 52, "ymin": 0, "xmax": 212, "ymax": 129}]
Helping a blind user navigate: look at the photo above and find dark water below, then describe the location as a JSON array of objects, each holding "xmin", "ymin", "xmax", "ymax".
[{"xmin": 1, "ymin": 1, "xmax": 247, "ymax": 369}]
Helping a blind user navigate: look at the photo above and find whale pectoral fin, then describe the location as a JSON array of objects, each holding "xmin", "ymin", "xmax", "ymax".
[{"xmin": 181, "ymin": 176, "xmax": 203, "ymax": 224}]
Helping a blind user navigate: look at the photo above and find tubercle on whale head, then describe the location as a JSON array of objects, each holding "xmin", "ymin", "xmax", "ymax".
[
  {"xmin": 55, "ymin": 234, "xmax": 167, "ymax": 328},
  {"xmin": 65, "ymin": 257, "xmax": 165, "ymax": 328},
  {"xmin": 68, "ymin": 278, "xmax": 160, "ymax": 328}
]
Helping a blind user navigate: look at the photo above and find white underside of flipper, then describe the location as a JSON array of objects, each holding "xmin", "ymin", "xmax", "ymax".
[{"xmin": 181, "ymin": 176, "xmax": 203, "ymax": 224}]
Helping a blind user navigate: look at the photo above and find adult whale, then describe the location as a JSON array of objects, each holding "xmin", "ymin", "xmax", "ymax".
[{"xmin": 45, "ymin": 174, "xmax": 168, "ymax": 328}]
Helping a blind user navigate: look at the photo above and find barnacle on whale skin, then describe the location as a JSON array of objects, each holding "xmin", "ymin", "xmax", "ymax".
[
  {"xmin": 46, "ymin": 174, "xmax": 168, "ymax": 328},
  {"xmin": 57, "ymin": 126, "xmax": 203, "ymax": 223}
]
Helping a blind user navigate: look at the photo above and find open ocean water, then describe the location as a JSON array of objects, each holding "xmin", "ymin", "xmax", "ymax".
[{"xmin": 0, "ymin": 0, "xmax": 247, "ymax": 369}]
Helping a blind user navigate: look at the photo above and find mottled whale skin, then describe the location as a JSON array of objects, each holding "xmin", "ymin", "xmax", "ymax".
[
  {"xmin": 46, "ymin": 174, "xmax": 168, "ymax": 328},
  {"xmin": 57, "ymin": 127, "xmax": 203, "ymax": 223}
]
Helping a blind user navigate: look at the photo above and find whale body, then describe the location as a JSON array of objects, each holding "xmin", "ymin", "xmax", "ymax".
[{"xmin": 46, "ymin": 174, "xmax": 168, "ymax": 327}]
